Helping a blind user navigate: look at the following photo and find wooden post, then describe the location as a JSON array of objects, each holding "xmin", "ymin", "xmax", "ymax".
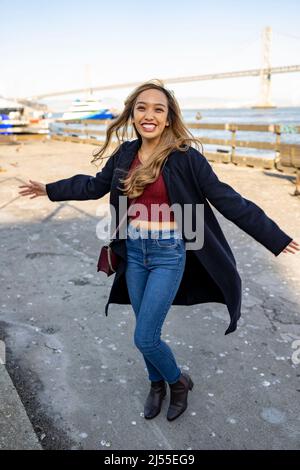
[
  {"xmin": 295, "ymin": 170, "xmax": 300, "ymax": 196},
  {"xmin": 230, "ymin": 124, "xmax": 236, "ymax": 162},
  {"xmin": 274, "ymin": 124, "xmax": 281, "ymax": 167},
  {"xmin": 291, "ymin": 146, "xmax": 300, "ymax": 196},
  {"xmin": 84, "ymin": 121, "xmax": 89, "ymax": 139}
]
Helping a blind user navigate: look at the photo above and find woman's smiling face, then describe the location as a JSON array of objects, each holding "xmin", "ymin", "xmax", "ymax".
[{"xmin": 132, "ymin": 88, "xmax": 169, "ymax": 143}]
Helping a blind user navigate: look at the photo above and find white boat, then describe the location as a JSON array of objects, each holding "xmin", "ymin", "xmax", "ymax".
[{"xmin": 60, "ymin": 98, "xmax": 119, "ymax": 121}]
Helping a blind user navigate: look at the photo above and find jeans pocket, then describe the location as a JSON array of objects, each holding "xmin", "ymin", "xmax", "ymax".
[{"xmin": 154, "ymin": 237, "xmax": 180, "ymax": 248}]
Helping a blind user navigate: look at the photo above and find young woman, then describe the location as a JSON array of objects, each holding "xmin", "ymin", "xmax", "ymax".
[{"xmin": 19, "ymin": 80, "xmax": 299, "ymax": 422}]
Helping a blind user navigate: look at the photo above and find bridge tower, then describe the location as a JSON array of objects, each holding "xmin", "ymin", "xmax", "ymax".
[{"xmin": 253, "ymin": 26, "xmax": 276, "ymax": 108}]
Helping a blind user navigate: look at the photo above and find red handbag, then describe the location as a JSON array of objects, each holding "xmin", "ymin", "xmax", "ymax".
[
  {"xmin": 97, "ymin": 198, "xmax": 137, "ymax": 276},
  {"xmin": 97, "ymin": 243, "xmax": 120, "ymax": 276}
]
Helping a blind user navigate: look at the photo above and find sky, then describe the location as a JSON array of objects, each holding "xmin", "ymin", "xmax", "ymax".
[{"xmin": 1, "ymin": 0, "xmax": 300, "ymax": 109}]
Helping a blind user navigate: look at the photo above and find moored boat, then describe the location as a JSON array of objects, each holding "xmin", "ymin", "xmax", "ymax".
[{"xmin": 60, "ymin": 98, "xmax": 119, "ymax": 121}]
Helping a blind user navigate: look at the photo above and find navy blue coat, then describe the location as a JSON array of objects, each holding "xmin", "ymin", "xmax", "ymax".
[{"xmin": 46, "ymin": 139, "xmax": 293, "ymax": 335}]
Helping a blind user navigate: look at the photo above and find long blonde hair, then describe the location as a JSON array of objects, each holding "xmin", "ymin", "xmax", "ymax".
[{"xmin": 91, "ymin": 79, "xmax": 203, "ymax": 199}]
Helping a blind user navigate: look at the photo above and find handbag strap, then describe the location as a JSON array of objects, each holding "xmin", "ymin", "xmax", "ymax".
[{"xmin": 110, "ymin": 197, "xmax": 137, "ymax": 242}]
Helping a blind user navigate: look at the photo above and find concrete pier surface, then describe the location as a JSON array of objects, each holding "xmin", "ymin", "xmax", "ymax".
[{"xmin": 0, "ymin": 139, "xmax": 299, "ymax": 450}]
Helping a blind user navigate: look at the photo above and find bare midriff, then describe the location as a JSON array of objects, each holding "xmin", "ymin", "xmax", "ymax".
[{"xmin": 128, "ymin": 218, "xmax": 179, "ymax": 231}]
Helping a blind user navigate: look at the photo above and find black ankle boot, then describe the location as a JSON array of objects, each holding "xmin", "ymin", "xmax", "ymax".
[
  {"xmin": 167, "ymin": 373, "xmax": 194, "ymax": 421},
  {"xmin": 144, "ymin": 379, "xmax": 167, "ymax": 419}
]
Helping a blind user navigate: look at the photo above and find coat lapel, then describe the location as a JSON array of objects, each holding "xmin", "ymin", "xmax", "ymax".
[{"xmin": 121, "ymin": 139, "xmax": 141, "ymax": 172}]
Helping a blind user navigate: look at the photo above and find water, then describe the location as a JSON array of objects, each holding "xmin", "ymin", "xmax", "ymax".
[
  {"xmin": 183, "ymin": 107, "xmax": 300, "ymax": 158},
  {"xmin": 49, "ymin": 106, "xmax": 300, "ymax": 159}
]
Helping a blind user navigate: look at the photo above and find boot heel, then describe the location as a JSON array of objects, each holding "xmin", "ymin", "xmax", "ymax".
[{"xmin": 189, "ymin": 378, "xmax": 194, "ymax": 391}]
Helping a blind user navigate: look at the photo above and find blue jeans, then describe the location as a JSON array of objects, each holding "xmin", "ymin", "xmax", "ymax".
[{"xmin": 125, "ymin": 222, "xmax": 186, "ymax": 384}]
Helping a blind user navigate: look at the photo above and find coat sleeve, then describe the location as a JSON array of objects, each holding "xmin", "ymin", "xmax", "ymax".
[
  {"xmin": 193, "ymin": 150, "xmax": 293, "ymax": 257},
  {"xmin": 45, "ymin": 142, "xmax": 125, "ymax": 202}
]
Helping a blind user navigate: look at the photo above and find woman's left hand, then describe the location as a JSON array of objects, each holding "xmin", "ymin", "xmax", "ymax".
[{"xmin": 282, "ymin": 240, "xmax": 300, "ymax": 254}]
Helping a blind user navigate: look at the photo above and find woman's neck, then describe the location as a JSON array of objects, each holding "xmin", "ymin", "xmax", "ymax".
[{"xmin": 139, "ymin": 140, "xmax": 159, "ymax": 162}]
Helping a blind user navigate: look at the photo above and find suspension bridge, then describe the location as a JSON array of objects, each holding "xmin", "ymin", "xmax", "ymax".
[{"xmin": 8, "ymin": 27, "xmax": 300, "ymax": 109}]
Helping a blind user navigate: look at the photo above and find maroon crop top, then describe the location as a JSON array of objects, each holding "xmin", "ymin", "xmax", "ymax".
[{"xmin": 127, "ymin": 153, "xmax": 175, "ymax": 222}]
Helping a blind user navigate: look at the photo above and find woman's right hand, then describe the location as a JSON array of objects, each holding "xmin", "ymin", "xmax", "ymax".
[{"xmin": 18, "ymin": 179, "xmax": 47, "ymax": 199}]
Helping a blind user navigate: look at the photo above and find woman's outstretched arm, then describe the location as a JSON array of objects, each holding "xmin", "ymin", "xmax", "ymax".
[
  {"xmin": 192, "ymin": 149, "xmax": 299, "ymax": 257},
  {"xmin": 19, "ymin": 143, "xmax": 125, "ymax": 202}
]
